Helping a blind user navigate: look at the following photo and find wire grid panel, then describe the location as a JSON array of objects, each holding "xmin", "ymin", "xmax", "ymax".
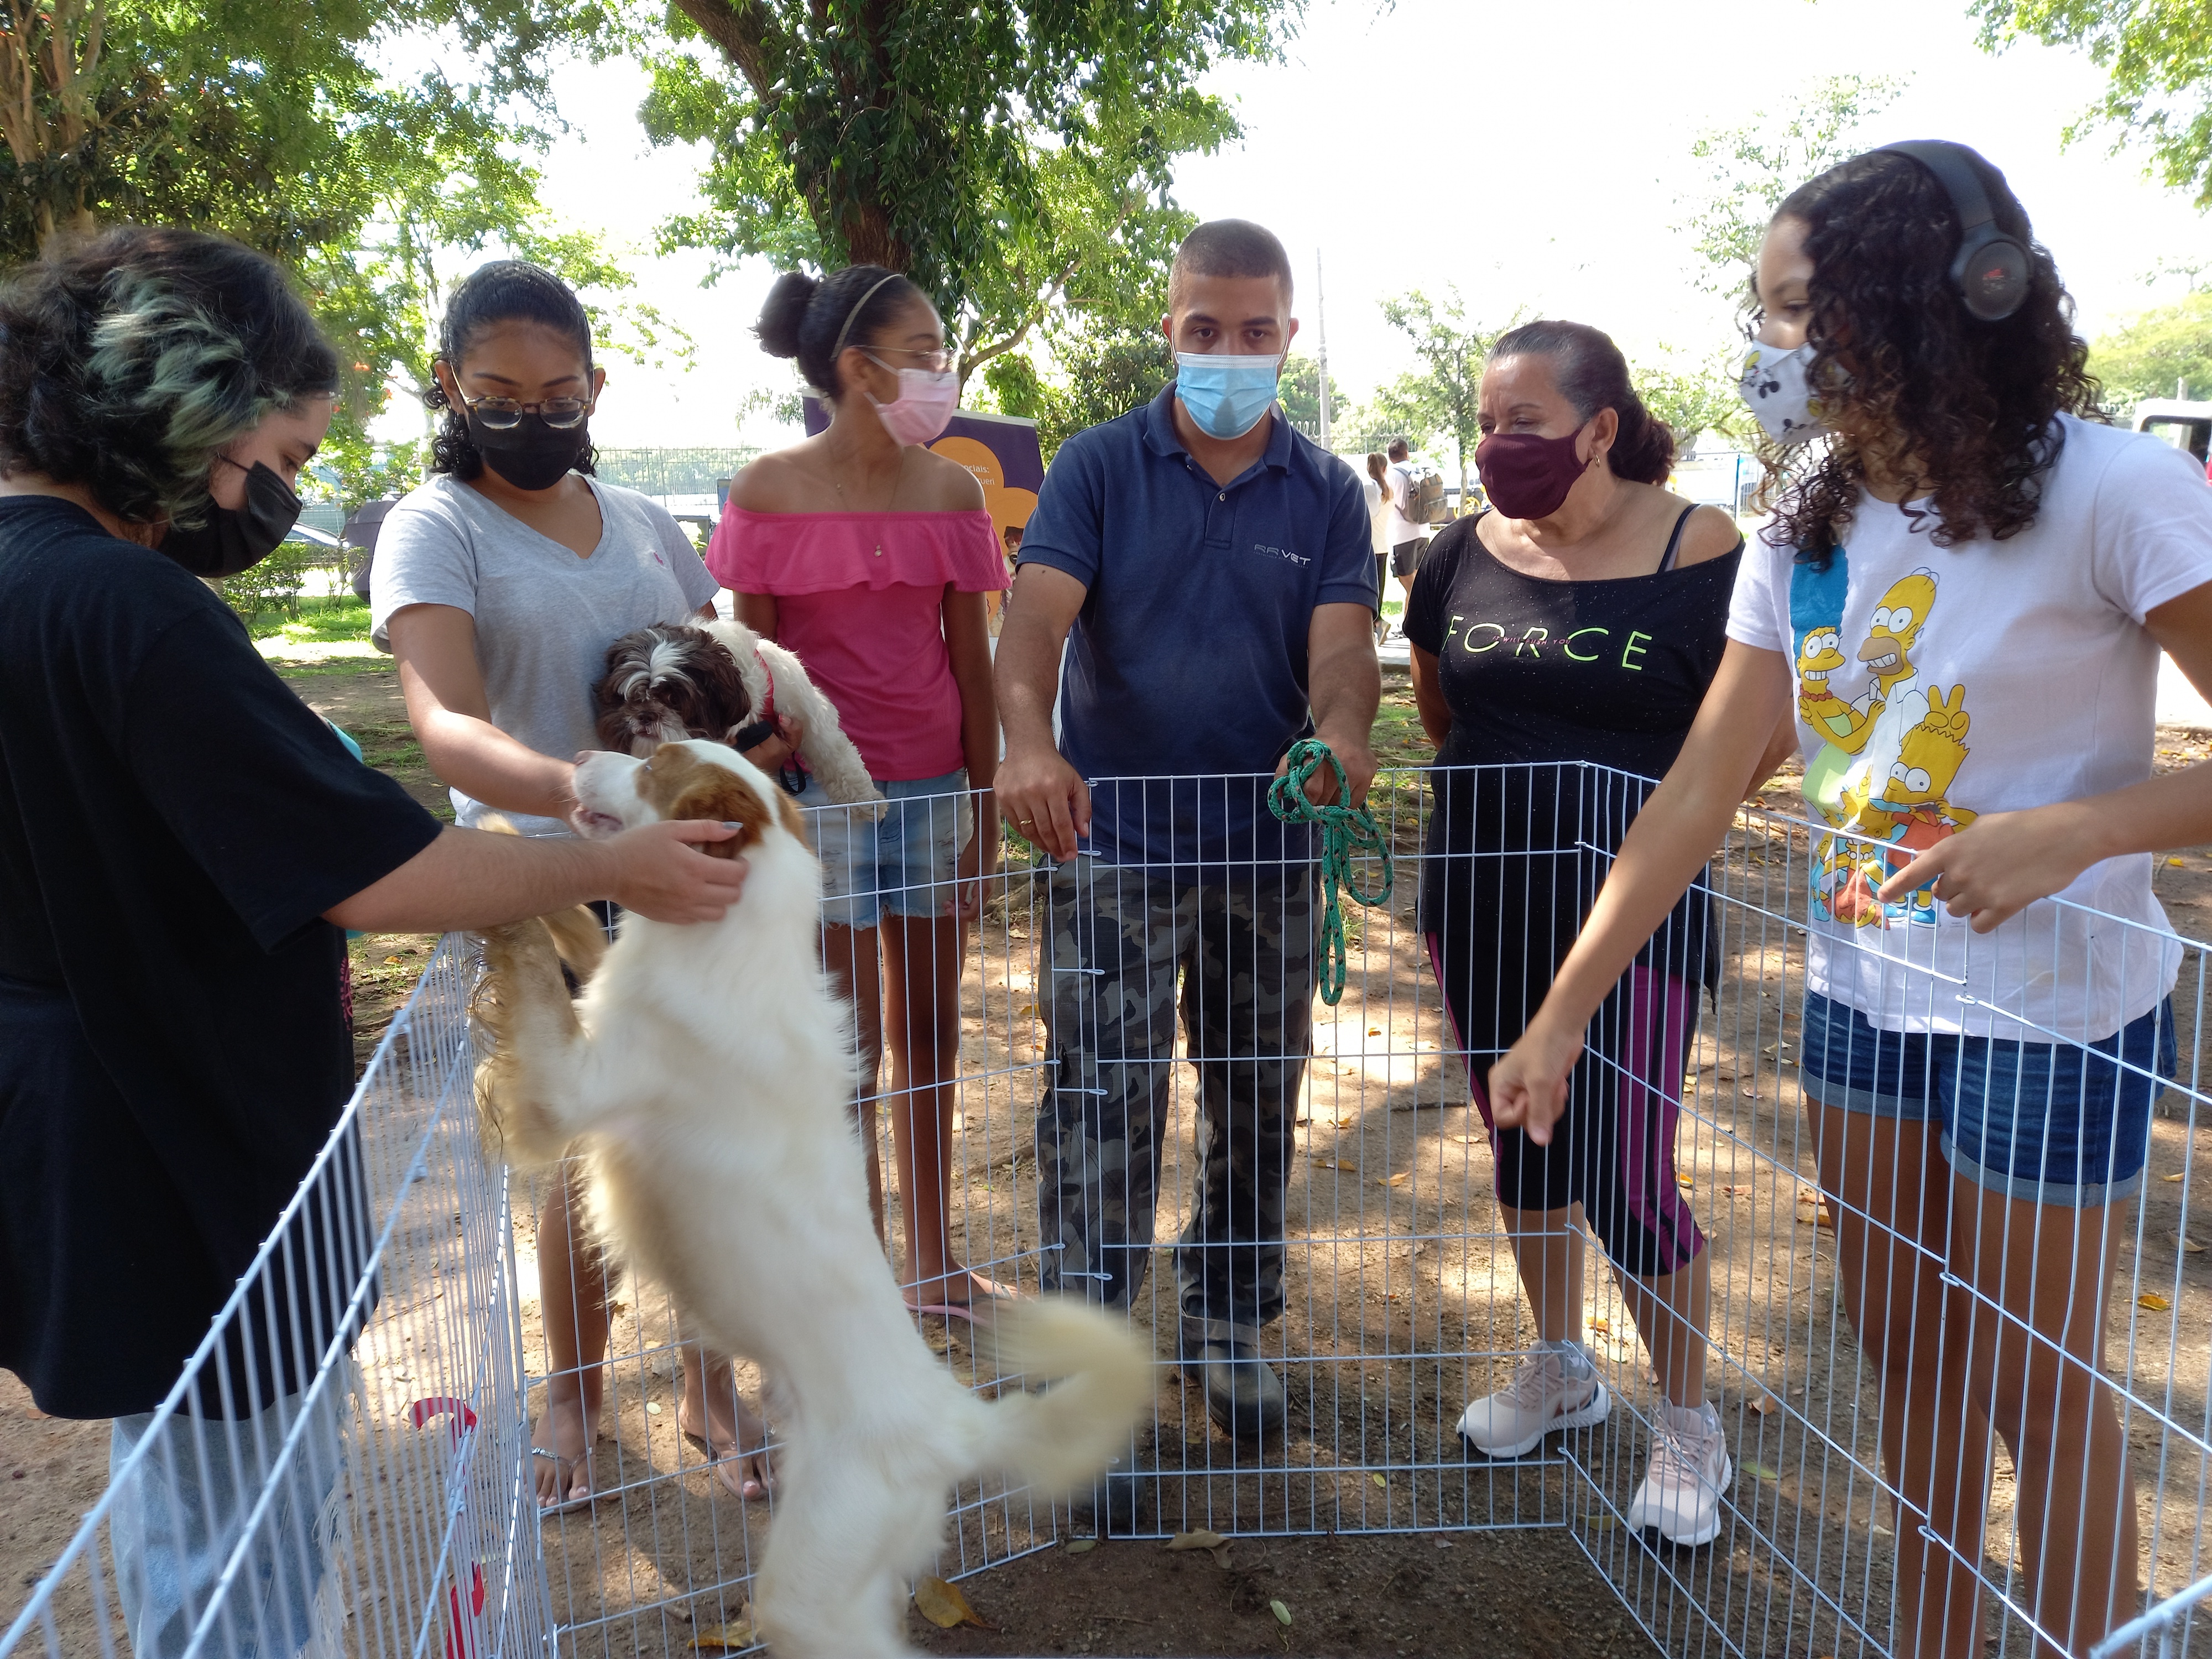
[
  {"xmin": 1, "ymin": 934, "xmax": 546, "ymax": 1659},
  {"xmin": 1566, "ymin": 766, "xmax": 2212, "ymax": 1659}
]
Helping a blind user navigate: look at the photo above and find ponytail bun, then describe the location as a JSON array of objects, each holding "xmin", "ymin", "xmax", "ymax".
[
  {"xmin": 1608, "ymin": 394, "xmax": 1677, "ymax": 485},
  {"xmin": 754, "ymin": 272, "xmax": 817, "ymax": 360}
]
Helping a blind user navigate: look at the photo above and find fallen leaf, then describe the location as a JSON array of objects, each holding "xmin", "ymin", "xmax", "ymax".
[
  {"xmin": 1271, "ymin": 1600, "xmax": 1293, "ymax": 1626},
  {"xmin": 1371, "ymin": 1473, "xmax": 1387, "ymax": 1488},
  {"xmin": 1166, "ymin": 1530, "xmax": 1228, "ymax": 1552},
  {"xmin": 1064, "ymin": 1538, "xmax": 1098, "ymax": 1554},
  {"xmin": 914, "ymin": 1576, "xmax": 995, "ymax": 1631},
  {"xmin": 1380, "ymin": 1171, "xmax": 1410, "ymax": 1188},
  {"xmin": 1583, "ymin": 1512, "xmax": 1618, "ymax": 1531},
  {"xmin": 383, "ymin": 955, "xmax": 403, "ymax": 965},
  {"xmin": 1311, "ymin": 1158, "xmax": 1355, "ymax": 1172},
  {"xmin": 1587, "ymin": 1317, "xmax": 1611, "ymax": 1334},
  {"xmin": 2185, "ymin": 1238, "xmax": 2205, "ymax": 1255},
  {"xmin": 2170, "ymin": 858, "xmax": 2187, "ymax": 868},
  {"xmin": 1210, "ymin": 1544, "xmax": 1234, "ymax": 1568},
  {"xmin": 1676, "ymin": 1172, "xmax": 1695, "ymax": 1190},
  {"xmin": 1749, "ymin": 1392, "xmax": 1781, "ymax": 1416},
  {"xmin": 1722, "ymin": 1185, "xmax": 1746, "ymax": 1197},
  {"xmin": 1746, "ymin": 1462, "xmax": 1782, "ymax": 1483},
  {"xmin": 2165, "ymin": 1172, "xmax": 2187, "ymax": 1183},
  {"xmin": 646, "ymin": 1401, "xmax": 662, "ymax": 1416},
  {"xmin": 690, "ymin": 1618, "xmax": 754, "ymax": 1651},
  {"xmin": 2142, "ymin": 1294, "xmax": 2175, "ymax": 1312},
  {"xmin": 1368, "ymin": 1027, "xmax": 1381, "ymax": 1036}
]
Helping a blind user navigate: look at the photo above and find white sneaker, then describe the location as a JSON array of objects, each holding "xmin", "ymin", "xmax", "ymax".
[
  {"xmin": 1626, "ymin": 1401, "xmax": 1733, "ymax": 1546},
  {"xmin": 1457, "ymin": 1345, "xmax": 1610, "ymax": 1458}
]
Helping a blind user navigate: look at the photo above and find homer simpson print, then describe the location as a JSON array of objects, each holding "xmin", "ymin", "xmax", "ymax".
[{"xmin": 1788, "ymin": 560, "xmax": 1977, "ymax": 927}]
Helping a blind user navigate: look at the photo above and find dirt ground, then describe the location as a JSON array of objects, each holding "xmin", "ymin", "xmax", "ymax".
[{"xmin": 9, "ymin": 672, "xmax": 2212, "ymax": 1659}]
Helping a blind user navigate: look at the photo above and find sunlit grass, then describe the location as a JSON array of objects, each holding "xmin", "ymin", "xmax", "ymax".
[{"xmin": 255, "ymin": 592, "xmax": 373, "ymax": 646}]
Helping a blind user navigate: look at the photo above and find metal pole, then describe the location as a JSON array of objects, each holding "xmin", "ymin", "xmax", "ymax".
[{"xmin": 1316, "ymin": 250, "xmax": 1332, "ymax": 450}]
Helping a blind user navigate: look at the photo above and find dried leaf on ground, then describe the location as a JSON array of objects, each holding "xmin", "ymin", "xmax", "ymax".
[
  {"xmin": 690, "ymin": 1618, "xmax": 754, "ymax": 1651},
  {"xmin": 2185, "ymin": 1237, "xmax": 2205, "ymax": 1255},
  {"xmin": 914, "ymin": 1576, "xmax": 995, "ymax": 1631},
  {"xmin": 2140, "ymin": 1293, "xmax": 2174, "ymax": 1312},
  {"xmin": 1746, "ymin": 1462, "xmax": 1781, "ymax": 1483},
  {"xmin": 1311, "ymin": 1159, "xmax": 1356, "ymax": 1172},
  {"xmin": 1676, "ymin": 1172, "xmax": 1695, "ymax": 1190},
  {"xmin": 1380, "ymin": 1171, "xmax": 1411, "ymax": 1188},
  {"xmin": 2166, "ymin": 1172, "xmax": 2187, "ymax": 1183},
  {"xmin": 1371, "ymin": 1472, "xmax": 1387, "ymax": 1488},
  {"xmin": 1749, "ymin": 1392, "xmax": 1781, "ymax": 1416},
  {"xmin": 1587, "ymin": 1317, "xmax": 1611, "ymax": 1334},
  {"xmin": 1064, "ymin": 1538, "xmax": 1098, "ymax": 1554},
  {"xmin": 1271, "ymin": 1600, "xmax": 1293, "ymax": 1626},
  {"xmin": 1166, "ymin": 1529, "xmax": 1228, "ymax": 1552}
]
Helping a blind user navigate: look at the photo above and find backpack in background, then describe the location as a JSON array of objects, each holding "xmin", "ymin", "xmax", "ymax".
[{"xmin": 1402, "ymin": 464, "xmax": 1447, "ymax": 526}]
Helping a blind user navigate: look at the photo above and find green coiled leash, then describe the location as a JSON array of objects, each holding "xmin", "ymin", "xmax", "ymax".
[{"xmin": 1266, "ymin": 739, "xmax": 1394, "ymax": 1005}]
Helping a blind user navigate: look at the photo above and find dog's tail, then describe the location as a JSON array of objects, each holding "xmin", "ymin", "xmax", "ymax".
[
  {"xmin": 469, "ymin": 916, "xmax": 586, "ymax": 1170},
  {"xmin": 964, "ymin": 1298, "xmax": 1152, "ymax": 1495}
]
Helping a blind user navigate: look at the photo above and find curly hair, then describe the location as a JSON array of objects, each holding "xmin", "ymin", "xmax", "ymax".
[
  {"xmin": 425, "ymin": 260, "xmax": 597, "ymax": 481},
  {"xmin": 1488, "ymin": 319, "xmax": 1676, "ymax": 485},
  {"xmin": 1760, "ymin": 147, "xmax": 2101, "ymax": 566},
  {"xmin": 0, "ymin": 227, "xmax": 337, "ymax": 529}
]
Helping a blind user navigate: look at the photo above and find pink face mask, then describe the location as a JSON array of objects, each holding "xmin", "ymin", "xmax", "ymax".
[
  {"xmin": 864, "ymin": 356, "xmax": 958, "ymax": 447},
  {"xmin": 1474, "ymin": 423, "xmax": 1593, "ymax": 522}
]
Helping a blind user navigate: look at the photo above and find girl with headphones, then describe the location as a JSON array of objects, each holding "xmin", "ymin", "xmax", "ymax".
[{"xmin": 1488, "ymin": 143, "xmax": 2212, "ymax": 1655}]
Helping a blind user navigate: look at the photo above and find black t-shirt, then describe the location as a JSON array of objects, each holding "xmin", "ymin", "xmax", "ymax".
[
  {"xmin": 1403, "ymin": 513, "xmax": 1739, "ymax": 1052},
  {"xmin": 0, "ymin": 497, "xmax": 442, "ymax": 1417}
]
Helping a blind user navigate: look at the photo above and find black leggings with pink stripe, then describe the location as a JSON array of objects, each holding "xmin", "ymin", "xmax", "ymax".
[{"xmin": 1427, "ymin": 943, "xmax": 1706, "ymax": 1280}]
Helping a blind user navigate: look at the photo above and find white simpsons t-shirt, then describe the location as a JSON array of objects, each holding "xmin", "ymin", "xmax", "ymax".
[
  {"xmin": 371, "ymin": 473, "xmax": 718, "ymax": 836},
  {"xmin": 1726, "ymin": 415, "xmax": 2212, "ymax": 1041}
]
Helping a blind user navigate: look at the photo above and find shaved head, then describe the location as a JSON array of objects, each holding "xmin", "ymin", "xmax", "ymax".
[{"xmin": 1168, "ymin": 219, "xmax": 1294, "ymax": 312}]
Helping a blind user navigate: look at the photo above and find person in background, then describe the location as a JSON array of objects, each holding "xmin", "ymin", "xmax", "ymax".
[
  {"xmin": 1363, "ymin": 451, "xmax": 1392, "ymax": 638},
  {"xmin": 995, "ymin": 218, "xmax": 1378, "ymax": 1500},
  {"xmin": 1382, "ymin": 437, "xmax": 1433, "ymax": 638},
  {"xmin": 374, "ymin": 261, "xmax": 779, "ymax": 1508},
  {"xmin": 988, "ymin": 523, "xmax": 1024, "ymax": 638},
  {"xmin": 1409, "ymin": 319, "xmax": 1750, "ymax": 1547},
  {"xmin": 1489, "ymin": 143, "xmax": 2212, "ymax": 1654},
  {"xmin": 0, "ymin": 227, "xmax": 747, "ymax": 1659},
  {"xmin": 712, "ymin": 264, "xmax": 1006, "ymax": 1319}
]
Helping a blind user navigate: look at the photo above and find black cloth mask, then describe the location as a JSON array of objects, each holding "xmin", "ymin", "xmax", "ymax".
[
  {"xmin": 161, "ymin": 460, "xmax": 302, "ymax": 578},
  {"xmin": 470, "ymin": 411, "xmax": 589, "ymax": 492}
]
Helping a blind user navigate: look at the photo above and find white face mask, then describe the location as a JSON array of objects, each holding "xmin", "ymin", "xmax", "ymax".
[
  {"xmin": 1737, "ymin": 341, "xmax": 1828, "ymax": 447},
  {"xmin": 862, "ymin": 354, "xmax": 958, "ymax": 447}
]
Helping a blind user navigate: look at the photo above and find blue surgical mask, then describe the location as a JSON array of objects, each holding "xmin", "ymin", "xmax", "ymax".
[{"xmin": 1175, "ymin": 352, "xmax": 1282, "ymax": 440}]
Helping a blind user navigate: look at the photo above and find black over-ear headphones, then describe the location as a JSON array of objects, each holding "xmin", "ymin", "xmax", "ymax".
[{"xmin": 1876, "ymin": 140, "xmax": 2030, "ymax": 323}]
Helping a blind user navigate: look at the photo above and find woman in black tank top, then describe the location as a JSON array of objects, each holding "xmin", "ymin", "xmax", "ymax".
[{"xmin": 1402, "ymin": 320, "xmax": 1748, "ymax": 1546}]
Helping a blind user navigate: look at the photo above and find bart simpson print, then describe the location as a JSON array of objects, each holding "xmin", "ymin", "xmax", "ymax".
[{"xmin": 1808, "ymin": 567, "xmax": 1976, "ymax": 928}]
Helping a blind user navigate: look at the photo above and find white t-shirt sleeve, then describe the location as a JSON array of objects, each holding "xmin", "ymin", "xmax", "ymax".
[
  {"xmin": 370, "ymin": 484, "xmax": 476, "ymax": 651},
  {"xmin": 1725, "ymin": 523, "xmax": 1790, "ymax": 653},
  {"xmin": 2086, "ymin": 430, "xmax": 2212, "ymax": 624}
]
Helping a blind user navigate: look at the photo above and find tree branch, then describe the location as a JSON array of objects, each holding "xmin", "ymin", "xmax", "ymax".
[{"xmin": 670, "ymin": 0, "xmax": 776, "ymax": 95}]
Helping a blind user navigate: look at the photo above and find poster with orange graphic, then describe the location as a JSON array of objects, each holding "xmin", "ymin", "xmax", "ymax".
[{"xmin": 802, "ymin": 400, "xmax": 1042, "ymax": 627}]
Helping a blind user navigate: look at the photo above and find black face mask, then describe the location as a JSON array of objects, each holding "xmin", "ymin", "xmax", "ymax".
[
  {"xmin": 161, "ymin": 459, "xmax": 302, "ymax": 579},
  {"xmin": 470, "ymin": 411, "xmax": 589, "ymax": 492}
]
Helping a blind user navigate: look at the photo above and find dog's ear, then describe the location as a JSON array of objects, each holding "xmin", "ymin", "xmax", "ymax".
[{"xmin": 649, "ymin": 743, "xmax": 769, "ymax": 859}]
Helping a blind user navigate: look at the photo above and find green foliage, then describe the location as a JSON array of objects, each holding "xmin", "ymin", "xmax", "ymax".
[
  {"xmin": 218, "ymin": 541, "xmax": 319, "ymax": 626},
  {"xmin": 1379, "ymin": 290, "xmax": 1522, "ymax": 492},
  {"xmin": 639, "ymin": 0, "xmax": 1291, "ymax": 391},
  {"xmin": 2089, "ymin": 290, "xmax": 2212, "ymax": 407},
  {"xmin": 0, "ymin": 0, "xmax": 677, "ymax": 466},
  {"xmin": 982, "ymin": 321, "xmax": 1172, "ymax": 462},
  {"xmin": 1976, "ymin": 0, "xmax": 2212, "ymax": 205},
  {"xmin": 1280, "ymin": 353, "xmax": 1350, "ymax": 430},
  {"xmin": 1633, "ymin": 351, "xmax": 1749, "ymax": 450},
  {"xmin": 1678, "ymin": 74, "xmax": 1913, "ymax": 297}
]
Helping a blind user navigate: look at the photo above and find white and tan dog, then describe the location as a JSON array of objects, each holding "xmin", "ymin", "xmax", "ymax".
[{"xmin": 471, "ymin": 739, "xmax": 1147, "ymax": 1658}]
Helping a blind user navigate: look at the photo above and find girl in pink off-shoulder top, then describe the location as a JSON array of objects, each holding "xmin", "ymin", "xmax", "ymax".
[{"xmin": 709, "ymin": 264, "xmax": 1006, "ymax": 1317}]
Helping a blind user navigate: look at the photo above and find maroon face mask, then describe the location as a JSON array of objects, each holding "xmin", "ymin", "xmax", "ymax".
[{"xmin": 1474, "ymin": 424, "xmax": 1591, "ymax": 521}]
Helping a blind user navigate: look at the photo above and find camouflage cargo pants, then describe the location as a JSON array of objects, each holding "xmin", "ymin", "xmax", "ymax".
[{"xmin": 1034, "ymin": 857, "xmax": 1318, "ymax": 1335}]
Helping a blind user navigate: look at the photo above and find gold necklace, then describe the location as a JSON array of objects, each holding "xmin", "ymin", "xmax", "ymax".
[{"xmin": 827, "ymin": 444, "xmax": 908, "ymax": 556}]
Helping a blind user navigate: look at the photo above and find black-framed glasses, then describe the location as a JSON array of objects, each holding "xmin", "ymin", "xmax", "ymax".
[{"xmin": 456, "ymin": 392, "xmax": 591, "ymax": 430}]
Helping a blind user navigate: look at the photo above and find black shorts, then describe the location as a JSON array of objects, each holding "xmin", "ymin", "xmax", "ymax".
[{"xmin": 1391, "ymin": 538, "xmax": 1430, "ymax": 578}]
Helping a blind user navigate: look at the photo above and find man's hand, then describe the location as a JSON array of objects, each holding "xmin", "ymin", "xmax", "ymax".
[
  {"xmin": 998, "ymin": 743, "xmax": 1091, "ymax": 862},
  {"xmin": 1878, "ymin": 801, "xmax": 2099, "ymax": 933},
  {"xmin": 603, "ymin": 820, "xmax": 749, "ymax": 922},
  {"xmin": 1275, "ymin": 727, "xmax": 1379, "ymax": 809}
]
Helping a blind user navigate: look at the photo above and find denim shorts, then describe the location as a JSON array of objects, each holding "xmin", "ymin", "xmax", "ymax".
[
  {"xmin": 1797, "ymin": 990, "xmax": 2176, "ymax": 1206},
  {"xmin": 801, "ymin": 768, "xmax": 968, "ymax": 930}
]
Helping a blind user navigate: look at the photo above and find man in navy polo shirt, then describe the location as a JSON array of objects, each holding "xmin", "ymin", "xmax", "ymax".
[{"xmin": 996, "ymin": 220, "xmax": 1379, "ymax": 1461}]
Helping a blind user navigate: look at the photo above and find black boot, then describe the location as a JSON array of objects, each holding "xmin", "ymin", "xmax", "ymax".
[{"xmin": 1180, "ymin": 1320, "xmax": 1286, "ymax": 1438}]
